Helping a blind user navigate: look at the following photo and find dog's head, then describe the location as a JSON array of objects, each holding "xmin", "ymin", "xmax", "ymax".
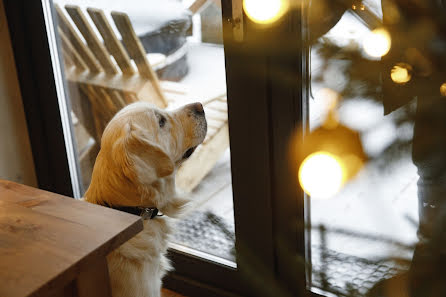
[{"xmin": 86, "ymin": 102, "xmax": 207, "ymax": 208}]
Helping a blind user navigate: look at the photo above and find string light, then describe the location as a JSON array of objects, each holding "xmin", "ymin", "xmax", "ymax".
[
  {"xmin": 299, "ymin": 152, "xmax": 345, "ymax": 199},
  {"xmin": 243, "ymin": 0, "xmax": 289, "ymax": 24},
  {"xmin": 391, "ymin": 63, "xmax": 412, "ymax": 84},
  {"xmin": 363, "ymin": 28, "xmax": 391, "ymax": 58},
  {"xmin": 440, "ymin": 83, "xmax": 446, "ymax": 96}
]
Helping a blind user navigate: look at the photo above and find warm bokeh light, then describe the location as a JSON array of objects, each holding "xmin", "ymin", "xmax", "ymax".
[
  {"xmin": 441, "ymin": 83, "xmax": 446, "ymax": 96},
  {"xmin": 319, "ymin": 88, "xmax": 339, "ymax": 109},
  {"xmin": 363, "ymin": 28, "xmax": 391, "ymax": 58},
  {"xmin": 318, "ymin": 88, "xmax": 340, "ymax": 129},
  {"xmin": 391, "ymin": 63, "xmax": 412, "ymax": 84},
  {"xmin": 243, "ymin": 0, "xmax": 289, "ymax": 24},
  {"xmin": 341, "ymin": 154, "xmax": 364, "ymax": 180},
  {"xmin": 299, "ymin": 152, "xmax": 345, "ymax": 199}
]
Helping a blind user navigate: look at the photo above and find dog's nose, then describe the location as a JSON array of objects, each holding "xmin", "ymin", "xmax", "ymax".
[{"xmin": 189, "ymin": 103, "xmax": 204, "ymax": 116}]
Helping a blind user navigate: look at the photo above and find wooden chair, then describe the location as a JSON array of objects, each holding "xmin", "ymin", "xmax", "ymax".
[{"xmin": 55, "ymin": 4, "xmax": 229, "ymax": 192}]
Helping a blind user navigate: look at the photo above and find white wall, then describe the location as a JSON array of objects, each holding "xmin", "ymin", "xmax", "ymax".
[{"xmin": 0, "ymin": 0, "xmax": 38, "ymax": 187}]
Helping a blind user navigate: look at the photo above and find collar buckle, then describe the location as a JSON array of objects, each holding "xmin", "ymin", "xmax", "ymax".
[{"xmin": 140, "ymin": 207, "xmax": 160, "ymax": 220}]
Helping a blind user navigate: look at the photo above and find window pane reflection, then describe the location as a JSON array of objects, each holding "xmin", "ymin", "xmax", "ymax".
[{"xmin": 306, "ymin": 0, "xmax": 446, "ymax": 296}]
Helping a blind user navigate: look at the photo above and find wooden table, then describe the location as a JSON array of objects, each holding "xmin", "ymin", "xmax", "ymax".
[{"xmin": 0, "ymin": 180, "xmax": 143, "ymax": 297}]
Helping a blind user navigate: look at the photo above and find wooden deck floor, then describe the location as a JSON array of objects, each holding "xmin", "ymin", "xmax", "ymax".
[{"xmin": 187, "ymin": 148, "xmax": 234, "ymax": 224}]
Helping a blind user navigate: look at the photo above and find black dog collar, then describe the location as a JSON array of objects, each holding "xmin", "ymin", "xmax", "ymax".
[{"xmin": 102, "ymin": 202, "xmax": 162, "ymax": 220}]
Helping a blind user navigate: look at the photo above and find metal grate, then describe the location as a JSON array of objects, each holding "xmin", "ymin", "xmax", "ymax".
[
  {"xmin": 172, "ymin": 211, "xmax": 236, "ymax": 261},
  {"xmin": 311, "ymin": 245, "xmax": 410, "ymax": 296},
  {"xmin": 173, "ymin": 212, "xmax": 414, "ymax": 296}
]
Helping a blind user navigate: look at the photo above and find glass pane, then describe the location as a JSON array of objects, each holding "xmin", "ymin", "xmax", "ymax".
[
  {"xmin": 49, "ymin": 0, "xmax": 235, "ymax": 265},
  {"xmin": 305, "ymin": 0, "xmax": 446, "ymax": 296}
]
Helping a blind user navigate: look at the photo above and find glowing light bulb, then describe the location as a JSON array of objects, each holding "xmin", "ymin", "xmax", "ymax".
[
  {"xmin": 391, "ymin": 63, "xmax": 412, "ymax": 84},
  {"xmin": 299, "ymin": 152, "xmax": 344, "ymax": 199},
  {"xmin": 441, "ymin": 83, "xmax": 446, "ymax": 96},
  {"xmin": 243, "ymin": 0, "xmax": 288, "ymax": 24},
  {"xmin": 363, "ymin": 28, "xmax": 391, "ymax": 58}
]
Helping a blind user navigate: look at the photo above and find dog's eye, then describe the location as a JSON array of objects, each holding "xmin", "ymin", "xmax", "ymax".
[{"xmin": 159, "ymin": 115, "xmax": 166, "ymax": 128}]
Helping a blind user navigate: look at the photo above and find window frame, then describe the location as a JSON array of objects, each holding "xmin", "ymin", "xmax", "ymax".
[{"xmin": 4, "ymin": 0, "xmax": 317, "ymax": 296}]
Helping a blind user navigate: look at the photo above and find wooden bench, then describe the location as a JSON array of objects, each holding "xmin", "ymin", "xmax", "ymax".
[
  {"xmin": 0, "ymin": 180, "xmax": 142, "ymax": 297},
  {"xmin": 55, "ymin": 4, "xmax": 229, "ymax": 192}
]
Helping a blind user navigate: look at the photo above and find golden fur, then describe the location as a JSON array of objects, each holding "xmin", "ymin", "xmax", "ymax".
[{"xmin": 84, "ymin": 102, "xmax": 207, "ymax": 297}]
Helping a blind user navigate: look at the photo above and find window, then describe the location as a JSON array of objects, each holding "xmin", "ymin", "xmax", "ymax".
[
  {"xmin": 48, "ymin": 0, "xmax": 236, "ymax": 266},
  {"xmin": 5, "ymin": 0, "xmax": 306, "ymax": 296},
  {"xmin": 305, "ymin": 0, "xmax": 446, "ymax": 296}
]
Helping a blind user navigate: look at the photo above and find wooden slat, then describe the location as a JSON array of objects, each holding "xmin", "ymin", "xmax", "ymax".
[
  {"xmin": 110, "ymin": 11, "xmax": 167, "ymax": 105},
  {"xmin": 62, "ymin": 50, "xmax": 75, "ymax": 69},
  {"xmin": 92, "ymin": 107, "xmax": 106, "ymax": 141},
  {"xmin": 176, "ymin": 124, "xmax": 230, "ymax": 192},
  {"xmin": 188, "ymin": 0, "xmax": 210, "ymax": 14},
  {"xmin": 204, "ymin": 126, "xmax": 217, "ymax": 139},
  {"xmin": 81, "ymin": 85, "xmax": 108, "ymax": 141},
  {"xmin": 206, "ymin": 108, "xmax": 228, "ymax": 122},
  {"xmin": 58, "ymin": 28, "xmax": 88, "ymax": 71},
  {"xmin": 64, "ymin": 5, "xmax": 118, "ymax": 75},
  {"xmin": 206, "ymin": 100, "xmax": 228, "ymax": 113},
  {"xmin": 65, "ymin": 68, "xmax": 166, "ymax": 108},
  {"xmin": 107, "ymin": 89, "xmax": 127, "ymax": 109},
  {"xmin": 55, "ymin": 4, "xmax": 102, "ymax": 73},
  {"xmin": 80, "ymin": 84, "xmax": 113, "ymax": 133},
  {"xmin": 89, "ymin": 85, "xmax": 115, "ymax": 121},
  {"xmin": 201, "ymin": 92, "xmax": 227, "ymax": 105},
  {"xmin": 123, "ymin": 91, "xmax": 138, "ymax": 104},
  {"xmin": 87, "ymin": 8, "xmax": 135, "ymax": 75},
  {"xmin": 97, "ymin": 87, "xmax": 119, "ymax": 115},
  {"xmin": 231, "ymin": 0, "xmax": 244, "ymax": 42},
  {"xmin": 207, "ymin": 118, "xmax": 226, "ymax": 130}
]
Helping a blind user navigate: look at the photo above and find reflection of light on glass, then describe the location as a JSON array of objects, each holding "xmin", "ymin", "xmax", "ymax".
[
  {"xmin": 441, "ymin": 83, "xmax": 446, "ymax": 96},
  {"xmin": 299, "ymin": 152, "xmax": 344, "ymax": 199},
  {"xmin": 342, "ymin": 154, "xmax": 364, "ymax": 179},
  {"xmin": 243, "ymin": 0, "xmax": 288, "ymax": 24},
  {"xmin": 391, "ymin": 63, "xmax": 412, "ymax": 84},
  {"xmin": 319, "ymin": 88, "xmax": 339, "ymax": 109},
  {"xmin": 363, "ymin": 28, "xmax": 391, "ymax": 58},
  {"xmin": 323, "ymin": 110, "xmax": 339, "ymax": 130},
  {"xmin": 319, "ymin": 88, "xmax": 340, "ymax": 129}
]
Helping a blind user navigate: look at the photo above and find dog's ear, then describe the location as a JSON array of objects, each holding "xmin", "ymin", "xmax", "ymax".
[{"xmin": 113, "ymin": 122, "xmax": 174, "ymax": 183}]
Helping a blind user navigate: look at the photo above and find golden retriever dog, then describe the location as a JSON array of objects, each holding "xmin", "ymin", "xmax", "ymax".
[{"xmin": 83, "ymin": 101, "xmax": 207, "ymax": 297}]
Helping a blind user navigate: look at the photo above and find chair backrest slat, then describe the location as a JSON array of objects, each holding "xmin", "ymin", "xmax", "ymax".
[
  {"xmin": 87, "ymin": 8, "xmax": 135, "ymax": 76},
  {"xmin": 106, "ymin": 89, "xmax": 126, "ymax": 107},
  {"xmin": 96, "ymin": 87, "xmax": 119, "ymax": 115},
  {"xmin": 65, "ymin": 5, "xmax": 118, "ymax": 75},
  {"xmin": 62, "ymin": 50, "xmax": 75, "ymax": 69},
  {"xmin": 58, "ymin": 28, "xmax": 88, "ymax": 71},
  {"xmin": 110, "ymin": 11, "xmax": 166, "ymax": 104},
  {"xmin": 55, "ymin": 4, "xmax": 102, "ymax": 73},
  {"xmin": 188, "ymin": 0, "xmax": 208, "ymax": 14}
]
